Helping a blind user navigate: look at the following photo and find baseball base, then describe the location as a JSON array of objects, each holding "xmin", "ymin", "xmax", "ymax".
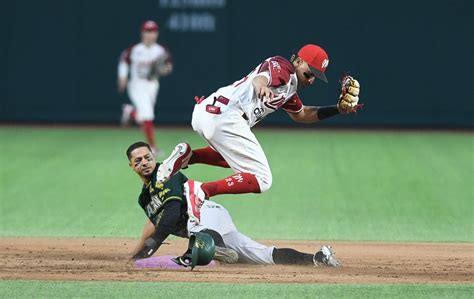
[{"xmin": 135, "ymin": 255, "xmax": 216, "ymax": 269}]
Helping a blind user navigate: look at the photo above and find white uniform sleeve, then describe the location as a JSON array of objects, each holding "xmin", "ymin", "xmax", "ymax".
[{"xmin": 118, "ymin": 61, "xmax": 129, "ymax": 80}]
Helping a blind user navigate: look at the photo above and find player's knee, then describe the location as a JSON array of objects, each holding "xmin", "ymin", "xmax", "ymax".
[
  {"xmin": 256, "ymin": 171, "xmax": 272, "ymax": 193},
  {"xmin": 192, "ymin": 117, "xmax": 215, "ymax": 140}
]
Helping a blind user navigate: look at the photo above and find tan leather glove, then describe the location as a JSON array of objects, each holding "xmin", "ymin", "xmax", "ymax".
[{"xmin": 338, "ymin": 75, "xmax": 361, "ymax": 113}]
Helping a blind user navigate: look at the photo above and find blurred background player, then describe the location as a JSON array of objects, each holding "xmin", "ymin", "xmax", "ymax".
[{"xmin": 118, "ymin": 20, "xmax": 173, "ymax": 156}]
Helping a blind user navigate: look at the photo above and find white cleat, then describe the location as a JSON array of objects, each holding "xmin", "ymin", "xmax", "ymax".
[
  {"xmin": 121, "ymin": 104, "xmax": 134, "ymax": 126},
  {"xmin": 313, "ymin": 245, "xmax": 340, "ymax": 267},
  {"xmin": 157, "ymin": 143, "xmax": 192, "ymax": 183}
]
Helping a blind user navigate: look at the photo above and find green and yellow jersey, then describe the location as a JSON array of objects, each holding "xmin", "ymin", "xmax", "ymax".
[{"xmin": 138, "ymin": 163, "xmax": 189, "ymax": 239}]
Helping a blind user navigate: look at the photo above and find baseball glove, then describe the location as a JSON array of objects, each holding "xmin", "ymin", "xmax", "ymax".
[
  {"xmin": 147, "ymin": 55, "xmax": 172, "ymax": 80},
  {"xmin": 338, "ymin": 75, "xmax": 362, "ymax": 113},
  {"xmin": 147, "ymin": 57, "xmax": 163, "ymax": 80},
  {"xmin": 171, "ymin": 251, "xmax": 192, "ymax": 268}
]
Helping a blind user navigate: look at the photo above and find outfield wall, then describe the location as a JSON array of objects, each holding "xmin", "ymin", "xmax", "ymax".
[{"xmin": 1, "ymin": 0, "xmax": 472, "ymax": 127}]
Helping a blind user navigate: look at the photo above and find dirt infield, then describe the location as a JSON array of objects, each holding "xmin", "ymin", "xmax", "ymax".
[{"xmin": 0, "ymin": 238, "xmax": 472, "ymax": 284}]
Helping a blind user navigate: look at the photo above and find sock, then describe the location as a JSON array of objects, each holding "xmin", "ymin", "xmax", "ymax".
[
  {"xmin": 272, "ymin": 248, "xmax": 314, "ymax": 265},
  {"xmin": 201, "ymin": 173, "xmax": 261, "ymax": 197},
  {"xmin": 142, "ymin": 121, "xmax": 156, "ymax": 148},
  {"xmin": 189, "ymin": 147, "xmax": 230, "ymax": 168}
]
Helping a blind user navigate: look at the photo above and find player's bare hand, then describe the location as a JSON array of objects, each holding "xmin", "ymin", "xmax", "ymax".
[
  {"xmin": 257, "ymin": 86, "xmax": 274, "ymax": 100},
  {"xmin": 118, "ymin": 78, "xmax": 128, "ymax": 93}
]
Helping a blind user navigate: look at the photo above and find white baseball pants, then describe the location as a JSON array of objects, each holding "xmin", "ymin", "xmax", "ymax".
[
  {"xmin": 127, "ymin": 78, "xmax": 159, "ymax": 122},
  {"xmin": 188, "ymin": 200, "xmax": 275, "ymax": 265},
  {"xmin": 191, "ymin": 95, "xmax": 272, "ymax": 192}
]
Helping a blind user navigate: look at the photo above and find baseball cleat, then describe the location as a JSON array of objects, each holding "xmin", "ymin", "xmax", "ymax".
[
  {"xmin": 121, "ymin": 104, "xmax": 134, "ymax": 126},
  {"xmin": 313, "ymin": 245, "xmax": 339, "ymax": 267},
  {"xmin": 157, "ymin": 143, "xmax": 192, "ymax": 183},
  {"xmin": 214, "ymin": 246, "xmax": 239, "ymax": 264},
  {"xmin": 184, "ymin": 180, "xmax": 207, "ymax": 222}
]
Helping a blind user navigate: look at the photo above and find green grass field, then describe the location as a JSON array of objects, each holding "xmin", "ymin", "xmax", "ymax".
[
  {"xmin": 0, "ymin": 126, "xmax": 472, "ymax": 297},
  {"xmin": 0, "ymin": 281, "xmax": 473, "ymax": 299}
]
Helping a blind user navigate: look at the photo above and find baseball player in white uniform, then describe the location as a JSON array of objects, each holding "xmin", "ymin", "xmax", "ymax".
[
  {"xmin": 155, "ymin": 44, "xmax": 361, "ymax": 202},
  {"xmin": 118, "ymin": 20, "xmax": 172, "ymax": 155}
]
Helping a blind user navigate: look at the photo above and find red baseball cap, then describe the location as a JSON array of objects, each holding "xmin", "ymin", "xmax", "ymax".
[
  {"xmin": 297, "ymin": 44, "xmax": 329, "ymax": 83},
  {"xmin": 141, "ymin": 20, "xmax": 159, "ymax": 32}
]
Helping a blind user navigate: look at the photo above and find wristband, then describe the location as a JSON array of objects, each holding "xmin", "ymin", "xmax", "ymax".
[{"xmin": 316, "ymin": 105, "xmax": 340, "ymax": 120}]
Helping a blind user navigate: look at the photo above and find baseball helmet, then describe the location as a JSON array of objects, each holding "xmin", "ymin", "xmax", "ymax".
[{"xmin": 189, "ymin": 232, "xmax": 215, "ymax": 270}]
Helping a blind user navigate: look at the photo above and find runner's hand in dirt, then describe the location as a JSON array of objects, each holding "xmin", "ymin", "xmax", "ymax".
[{"xmin": 132, "ymin": 238, "xmax": 158, "ymax": 260}]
